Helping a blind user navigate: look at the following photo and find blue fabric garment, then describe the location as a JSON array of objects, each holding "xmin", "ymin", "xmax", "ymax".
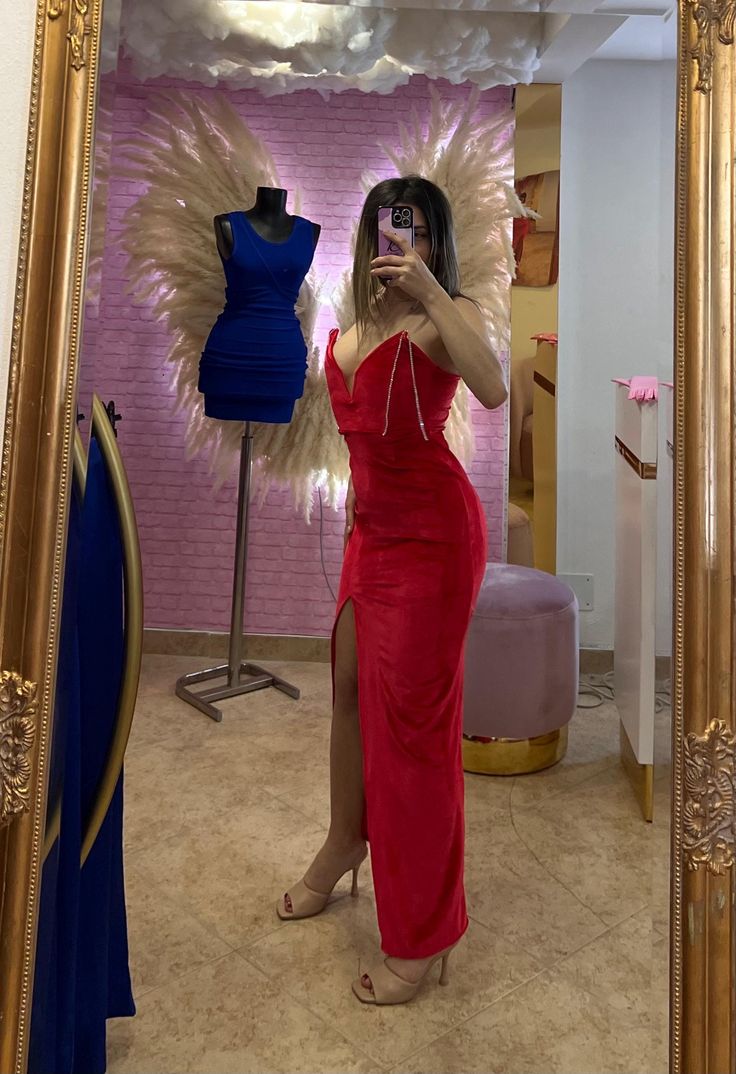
[
  {"xmin": 28, "ymin": 437, "xmax": 135, "ymax": 1074},
  {"xmin": 29, "ymin": 482, "xmax": 83, "ymax": 1074},
  {"xmin": 198, "ymin": 211, "xmax": 316, "ymax": 422},
  {"xmin": 74, "ymin": 436, "xmax": 135, "ymax": 1073}
]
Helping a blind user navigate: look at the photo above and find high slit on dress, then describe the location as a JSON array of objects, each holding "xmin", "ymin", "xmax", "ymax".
[{"xmin": 326, "ymin": 328, "xmax": 487, "ymax": 960}]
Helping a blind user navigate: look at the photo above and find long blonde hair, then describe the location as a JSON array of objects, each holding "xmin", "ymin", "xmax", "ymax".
[{"xmin": 353, "ymin": 176, "xmax": 462, "ymax": 335}]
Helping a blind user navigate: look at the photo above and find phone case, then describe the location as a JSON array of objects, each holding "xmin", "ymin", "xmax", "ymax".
[{"xmin": 377, "ymin": 205, "xmax": 414, "ymax": 258}]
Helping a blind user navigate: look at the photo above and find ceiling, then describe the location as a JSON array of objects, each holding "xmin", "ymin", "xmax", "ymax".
[
  {"xmin": 593, "ymin": 13, "xmax": 677, "ymax": 61},
  {"xmin": 112, "ymin": 0, "xmax": 677, "ymax": 90}
]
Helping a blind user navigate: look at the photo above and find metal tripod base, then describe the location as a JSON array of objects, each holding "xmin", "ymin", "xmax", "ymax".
[
  {"xmin": 176, "ymin": 423, "xmax": 301, "ymax": 723},
  {"xmin": 175, "ymin": 661, "xmax": 300, "ymax": 723}
]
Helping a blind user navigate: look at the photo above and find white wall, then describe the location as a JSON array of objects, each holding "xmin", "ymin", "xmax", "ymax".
[
  {"xmin": 557, "ymin": 59, "xmax": 676, "ymax": 653},
  {"xmin": 0, "ymin": 5, "xmax": 36, "ymax": 435}
]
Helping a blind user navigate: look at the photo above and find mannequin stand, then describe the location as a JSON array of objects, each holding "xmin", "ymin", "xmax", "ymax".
[{"xmin": 175, "ymin": 422, "xmax": 300, "ymax": 722}]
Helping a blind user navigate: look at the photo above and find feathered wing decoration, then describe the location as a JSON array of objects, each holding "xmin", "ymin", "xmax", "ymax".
[
  {"xmin": 119, "ymin": 90, "xmax": 346, "ymax": 520},
  {"xmin": 118, "ymin": 88, "xmax": 523, "ymax": 519},
  {"xmin": 333, "ymin": 85, "xmax": 527, "ymax": 466},
  {"xmin": 85, "ymin": 87, "xmax": 115, "ymax": 311}
]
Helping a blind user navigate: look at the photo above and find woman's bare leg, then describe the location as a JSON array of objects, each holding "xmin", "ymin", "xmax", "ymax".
[{"xmin": 297, "ymin": 600, "xmax": 367, "ymax": 898}]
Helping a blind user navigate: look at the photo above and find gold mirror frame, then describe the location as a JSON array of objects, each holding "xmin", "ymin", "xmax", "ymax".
[{"xmin": 0, "ymin": 3, "xmax": 733, "ymax": 1072}]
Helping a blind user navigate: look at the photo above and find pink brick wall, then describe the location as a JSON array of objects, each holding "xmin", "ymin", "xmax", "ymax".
[{"xmin": 79, "ymin": 71, "xmax": 511, "ymax": 636}]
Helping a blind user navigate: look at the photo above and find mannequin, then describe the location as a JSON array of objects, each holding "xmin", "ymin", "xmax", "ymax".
[
  {"xmin": 214, "ymin": 186, "xmax": 321, "ymax": 257},
  {"xmin": 197, "ymin": 186, "xmax": 321, "ymax": 423},
  {"xmin": 183, "ymin": 187, "xmax": 322, "ymax": 719}
]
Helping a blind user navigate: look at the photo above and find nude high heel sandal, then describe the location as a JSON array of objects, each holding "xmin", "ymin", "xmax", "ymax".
[
  {"xmin": 351, "ymin": 943, "xmax": 457, "ymax": 1005},
  {"xmin": 276, "ymin": 851, "xmax": 366, "ymax": 921}
]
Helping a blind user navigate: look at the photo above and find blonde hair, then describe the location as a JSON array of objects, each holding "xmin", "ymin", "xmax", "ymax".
[{"xmin": 353, "ymin": 176, "xmax": 462, "ymax": 335}]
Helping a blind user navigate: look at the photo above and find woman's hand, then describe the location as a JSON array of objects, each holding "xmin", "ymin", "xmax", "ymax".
[
  {"xmin": 344, "ymin": 476, "xmax": 356, "ymax": 551},
  {"xmin": 370, "ymin": 229, "xmax": 443, "ymax": 305},
  {"xmin": 372, "ymin": 228, "xmax": 507, "ymax": 410}
]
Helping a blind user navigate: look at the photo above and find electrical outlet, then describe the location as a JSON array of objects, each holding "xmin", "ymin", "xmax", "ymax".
[{"xmin": 558, "ymin": 573, "xmax": 594, "ymax": 611}]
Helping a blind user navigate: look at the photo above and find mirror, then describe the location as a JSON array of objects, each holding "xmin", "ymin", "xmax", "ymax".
[{"xmin": 3, "ymin": 2, "xmax": 734, "ymax": 1073}]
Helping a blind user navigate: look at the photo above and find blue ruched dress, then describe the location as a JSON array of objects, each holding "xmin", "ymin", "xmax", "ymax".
[{"xmin": 198, "ymin": 211, "xmax": 316, "ymax": 422}]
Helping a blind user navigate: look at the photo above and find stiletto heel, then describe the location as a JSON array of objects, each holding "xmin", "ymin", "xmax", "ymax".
[
  {"xmin": 352, "ymin": 941, "xmax": 459, "ymax": 1005},
  {"xmin": 277, "ymin": 845, "xmax": 367, "ymax": 921}
]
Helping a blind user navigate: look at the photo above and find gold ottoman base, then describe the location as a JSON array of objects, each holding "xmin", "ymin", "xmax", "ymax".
[{"xmin": 462, "ymin": 725, "xmax": 569, "ymax": 776}]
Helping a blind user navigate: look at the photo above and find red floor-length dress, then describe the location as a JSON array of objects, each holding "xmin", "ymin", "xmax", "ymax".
[{"xmin": 325, "ymin": 328, "xmax": 488, "ymax": 959}]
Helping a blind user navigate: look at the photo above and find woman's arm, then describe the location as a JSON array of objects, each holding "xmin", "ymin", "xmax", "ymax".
[
  {"xmin": 344, "ymin": 474, "xmax": 356, "ymax": 551},
  {"xmin": 371, "ymin": 230, "xmax": 508, "ymax": 410},
  {"xmin": 423, "ymin": 290, "xmax": 507, "ymax": 410}
]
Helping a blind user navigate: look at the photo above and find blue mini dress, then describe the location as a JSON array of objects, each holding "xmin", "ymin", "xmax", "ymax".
[{"xmin": 198, "ymin": 211, "xmax": 316, "ymax": 422}]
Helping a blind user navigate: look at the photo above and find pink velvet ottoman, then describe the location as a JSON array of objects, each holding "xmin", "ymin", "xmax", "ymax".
[{"xmin": 462, "ymin": 563, "xmax": 579, "ymax": 775}]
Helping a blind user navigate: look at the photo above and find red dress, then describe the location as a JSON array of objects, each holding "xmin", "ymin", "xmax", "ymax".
[{"xmin": 325, "ymin": 328, "xmax": 488, "ymax": 959}]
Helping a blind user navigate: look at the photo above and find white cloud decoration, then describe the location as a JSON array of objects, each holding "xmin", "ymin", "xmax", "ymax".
[{"xmin": 119, "ymin": 0, "xmax": 542, "ymax": 95}]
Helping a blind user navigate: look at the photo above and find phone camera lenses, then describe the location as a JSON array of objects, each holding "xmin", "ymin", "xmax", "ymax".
[{"xmin": 392, "ymin": 208, "xmax": 412, "ymax": 227}]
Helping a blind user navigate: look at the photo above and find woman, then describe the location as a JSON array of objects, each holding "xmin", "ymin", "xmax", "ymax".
[{"xmin": 277, "ymin": 176, "xmax": 507, "ymax": 1005}]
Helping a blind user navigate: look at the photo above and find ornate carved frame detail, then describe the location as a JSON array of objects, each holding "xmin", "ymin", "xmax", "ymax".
[
  {"xmin": 47, "ymin": 0, "xmax": 93, "ymax": 70},
  {"xmin": 686, "ymin": 0, "xmax": 736, "ymax": 91},
  {"xmin": 0, "ymin": 672, "xmax": 37, "ymax": 828},
  {"xmin": 682, "ymin": 719, "xmax": 736, "ymax": 874}
]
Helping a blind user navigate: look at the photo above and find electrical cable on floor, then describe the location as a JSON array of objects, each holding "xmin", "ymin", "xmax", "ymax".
[
  {"xmin": 577, "ymin": 671, "xmax": 615, "ymax": 709},
  {"xmin": 578, "ymin": 670, "xmax": 671, "ymax": 711},
  {"xmin": 655, "ymin": 680, "xmax": 672, "ymax": 711},
  {"xmin": 318, "ymin": 486, "xmax": 338, "ymax": 603}
]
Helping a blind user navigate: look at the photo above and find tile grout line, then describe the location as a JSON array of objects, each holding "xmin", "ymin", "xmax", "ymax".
[
  {"xmin": 263, "ymin": 786, "xmax": 331, "ymax": 831},
  {"xmin": 506, "ymin": 808, "xmax": 610, "ymax": 928},
  {"xmin": 128, "ymin": 947, "xmax": 235, "ymax": 1005},
  {"xmin": 128, "ymin": 950, "xmax": 238, "ymax": 1006},
  {"xmin": 125, "ymin": 852, "xmax": 312, "ymax": 959},
  {"xmin": 129, "ymin": 941, "xmax": 391, "ymax": 1072},
  {"xmin": 507, "ymin": 753, "xmax": 621, "ymax": 818},
  {"xmin": 505, "ymin": 760, "xmax": 655, "ymax": 926},
  {"xmin": 124, "ymin": 867, "xmax": 243, "ymax": 1003},
  {"xmin": 467, "ymin": 899, "xmax": 652, "ymax": 993},
  {"xmin": 384, "ymin": 963, "xmax": 554, "ymax": 1071},
  {"xmin": 547, "ymin": 901, "xmax": 655, "ymax": 971},
  {"xmin": 232, "ymin": 944, "xmax": 391, "ymax": 1072},
  {"xmin": 385, "ymin": 902, "xmax": 661, "ymax": 1072}
]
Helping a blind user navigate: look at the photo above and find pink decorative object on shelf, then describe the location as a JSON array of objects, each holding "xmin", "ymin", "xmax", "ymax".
[
  {"xmin": 530, "ymin": 332, "xmax": 558, "ymax": 345},
  {"xmin": 612, "ymin": 376, "xmax": 659, "ymax": 401}
]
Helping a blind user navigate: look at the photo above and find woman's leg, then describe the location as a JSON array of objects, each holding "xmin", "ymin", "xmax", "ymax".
[
  {"xmin": 301, "ymin": 600, "xmax": 367, "ymax": 895},
  {"xmin": 328, "ymin": 599, "xmax": 366, "ymax": 846}
]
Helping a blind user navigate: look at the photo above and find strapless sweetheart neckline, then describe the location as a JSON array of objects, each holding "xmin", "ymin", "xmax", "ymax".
[{"xmin": 327, "ymin": 328, "xmax": 457, "ymax": 401}]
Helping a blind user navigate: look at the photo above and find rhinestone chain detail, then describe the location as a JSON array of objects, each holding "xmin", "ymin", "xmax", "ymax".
[{"xmin": 382, "ymin": 331, "xmax": 429, "ymax": 441}]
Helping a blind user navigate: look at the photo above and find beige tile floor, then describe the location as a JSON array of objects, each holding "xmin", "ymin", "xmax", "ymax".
[{"xmin": 108, "ymin": 655, "xmax": 671, "ymax": 1074}]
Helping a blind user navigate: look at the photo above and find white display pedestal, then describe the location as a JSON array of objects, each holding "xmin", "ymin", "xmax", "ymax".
[
  {"xmin": 613, "ymin": 383, "xmax": 658, "ymax": 821},
  {"xmin": 532, "ymin": 340, "xmax": 557, "ymax": 575}
]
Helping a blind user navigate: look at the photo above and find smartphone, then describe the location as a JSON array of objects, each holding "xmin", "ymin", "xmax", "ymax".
[{"xmin": 377, "ymin": 205, "xmax": 414, "ymax": 258}]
